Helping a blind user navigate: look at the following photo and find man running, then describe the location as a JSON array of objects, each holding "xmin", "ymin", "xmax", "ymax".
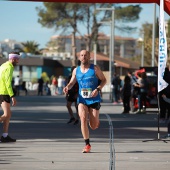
[
  {"xmin": 63, "ymin": 50, "xmax": 106, "ymax": 153},
  {"xmin": 0, "ymin": 52, "xmax": 20, "ymax": 142}
]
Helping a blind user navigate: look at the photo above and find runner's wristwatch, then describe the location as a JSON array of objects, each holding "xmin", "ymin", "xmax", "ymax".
[{"xmin": 96, "ymin": 88, "xmax": 101, "ymax": 92}]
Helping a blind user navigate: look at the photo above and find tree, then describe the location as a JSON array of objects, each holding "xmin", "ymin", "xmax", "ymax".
[
  {"xmin": 22, "ymin": 41, "xmax": 40, "ymax": 55},
  {"xmin": 36, "ymin": 3, "xmax": 85, "ymax": 65},
  {"xmin": 134, "ymin": 20, "xmax": 170, "ymax": 66},
  {"xmin": 36, "ymin": 3, "xmax": 142, "ymax": 58},
  {"xmin": 114, "ymin": 4, "xmax": 142, "ymax": 32}
]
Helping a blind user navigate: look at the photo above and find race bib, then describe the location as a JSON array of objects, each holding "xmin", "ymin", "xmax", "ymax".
[{"xmin": 81, "ymin": 88, "xmax": 92, "ymax": 98}]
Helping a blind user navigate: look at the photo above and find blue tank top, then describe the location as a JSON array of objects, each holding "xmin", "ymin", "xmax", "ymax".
[{"xmin": 76, "ymin": 64, "xmax": 101, "ymax": 105}]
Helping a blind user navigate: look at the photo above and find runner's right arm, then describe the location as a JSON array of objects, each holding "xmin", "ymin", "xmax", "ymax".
[{"xmin": 63, "ymin": 68, "xmax": 77, "ymax": 94}]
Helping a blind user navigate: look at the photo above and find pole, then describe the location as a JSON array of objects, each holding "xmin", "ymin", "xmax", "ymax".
[
  {"xmin": 111, "ymin": 10, "xmax": 115, "ymax": 101},
  {"xmin": 96, "ymin": 8, "xmax": 115, "ymax": 102},
  {"xmin": 141, "ymin": 32, "xmax": 144, "ymax": 67},
  {"xmin": 111, "ymin": 9, "xmax": 115, "ymax": 74},
  {"xmin": 94, "ymin": 43, "xmax": 97, "ymax": 65},
  {"xmin": 152, "ymin": 3, "xmax": 156, "ymax": 67},
  {"xmin": 110, "ymin": 21, "xmax": 112, "ymax": 101}
]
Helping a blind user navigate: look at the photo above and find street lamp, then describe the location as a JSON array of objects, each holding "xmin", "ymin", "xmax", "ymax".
[
  {"xmin": 137, "ymin": 31, "xmax": 144, "ymax": 67},
  {"xmin": 96, "ymin": 8, "xmax": 115, "ymax": 101},
  {"xmin": 93, "ymin": 43, "xmax": 97, "ymax": 65}
]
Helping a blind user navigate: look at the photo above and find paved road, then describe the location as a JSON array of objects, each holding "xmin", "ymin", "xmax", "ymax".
[{"xmin": 0, "ymin": 93, "xmax": 170, "ymax": 170}]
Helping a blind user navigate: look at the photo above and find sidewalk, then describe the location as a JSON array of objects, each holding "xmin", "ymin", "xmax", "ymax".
[{"xmin": 0, "ymin": 93, "xmax": 170, "ymax": 170}]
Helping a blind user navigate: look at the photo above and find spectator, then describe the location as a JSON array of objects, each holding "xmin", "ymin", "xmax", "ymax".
[
  {"xmin": 21, "ymin": 81, "xmax": 28, "ymax": 96},
  {"xmin": 38, "ymin": 77, "xmax": 44, "ymax": 96},
  {"xmin": 134, "ymin": 72, "xmax": 149, "ymax": 114},
  {"xmin": 112, "ymin": 73, "xmax": 122, "ymax": 104},
  {"xmin": 161, "ymin": 94, "xmax": 170, "ymax": 139},
  {"xmin": 159, "ymin": 65, "xmax": 170, "ymax": 123},
  {"xmin": 127, "ymin": 71, "xmax": 138, "ymax": 112},
  {"xmin": 51, "ymin": 76, "xmax": 57, "ymax": 96},
  {"xmin": 58, "ymin": 76, "xmax": 63, "ymax": 95},
  {"xmin": 14, "ymin": 75, "xmax": 20, "ymax": 96},
  {"xmin": 45, "ymin": 81, "xmax": 51, "ymax": 96},
  {"xmin": 121, "ymin": 75, "xmax": 131, "ymax": 114}
]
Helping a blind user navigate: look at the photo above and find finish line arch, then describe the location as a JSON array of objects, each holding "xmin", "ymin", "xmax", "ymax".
[{"xmin": 9, "ymin": 0, "xmax": 170, "ymax": 15}]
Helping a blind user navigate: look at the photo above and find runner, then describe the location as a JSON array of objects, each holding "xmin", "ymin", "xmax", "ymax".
[{"xmin": 63, "ymin": 50, "xmax": 106, "ymax": 153}]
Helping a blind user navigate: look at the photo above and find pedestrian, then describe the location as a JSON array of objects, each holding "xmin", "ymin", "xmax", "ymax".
[
  {"xmin": 21, "ymin": 81, "xmax": 28, "ymax": 96},
  {"xmin": 63, "ymin": 50, "xmax": 107, "ymax": 153},
  {"xmin": 65, "ymin": 66, "xmax": 79, "ymax": 125},
  {"xmin": 159, "ymin": 65, "xmax": 170, "ymax": 123},
  {"xmin": 58, "ymin": 76, "xmax": 64, "ymax": 95},
  {"xmin": 134, "ymin": 72, "xmax": 148, "ymax": 114},
  {"xmin": 51, "ymin": 76, "xmax": 57, "ymax": 96},
  {"xmin": 121, "ymin": 75, "xmax": 131, "ymax": 114},
  {"xmin": 45, "ymin": 81, "xmax": 51, "ymax": 96},
  {"xmin": 14, "ymin": 75, "xmax": 20, "ymax": 96},
  {"xmin": 127, "ymin": 71, "xmax": 138, "ymax": 112},
  {"xmin": 161, "ymin": 94, "xmax": 170, "ymax": 139},
  {"xmin": 112, "ymin": 73, "xmax": 122, "ymax": 104},
  {"xmin": 38, "ymin": 76, "xmax": 44, "ymax": 96},
  {"xmin": 0, "ymin": 52, "xmax": 20, "ymax": 142}
]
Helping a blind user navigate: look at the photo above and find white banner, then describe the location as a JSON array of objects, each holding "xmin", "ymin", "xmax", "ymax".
[{"xmin": 158, "ymin": 0, "xmax": 168, "ymax": 92}]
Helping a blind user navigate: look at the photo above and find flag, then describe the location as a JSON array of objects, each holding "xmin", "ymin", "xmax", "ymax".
[{"xmin": 158, "ymin": 0, "xmax": 168, "ymax": 92}]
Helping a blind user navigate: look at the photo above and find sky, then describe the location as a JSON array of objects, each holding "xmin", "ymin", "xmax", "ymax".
[{"xmin": 0, "ymin": 1, "xmax": 170, "ymax": 49}]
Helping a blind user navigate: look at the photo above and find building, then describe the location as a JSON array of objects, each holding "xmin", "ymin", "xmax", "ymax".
[
  {"xmin": 0, "ymin": 39, "xmax": 23, "ymax": 58},
  {"xmin": 0, "ymin": 52, "xmax": 139, "ymax": 81},
  {"xmin": 43, "ymin": 33, "xmax": 137, "ymax": 59}
]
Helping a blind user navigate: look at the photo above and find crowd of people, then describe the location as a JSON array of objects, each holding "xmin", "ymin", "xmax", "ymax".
[{"xmin": 112, "ymin": 70, "xmax": 152, "ymax": 114}]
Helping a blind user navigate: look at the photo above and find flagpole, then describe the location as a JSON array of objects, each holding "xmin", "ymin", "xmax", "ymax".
[{"xmin": 152, "ymin": 3, "xmax": 156, "ymax": 67}]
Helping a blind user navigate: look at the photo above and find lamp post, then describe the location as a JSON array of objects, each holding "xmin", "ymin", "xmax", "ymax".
[
  {"xmin": 141, "ymin": 31, "xmax": 144, "ymax": 67},
  {"xmin": 96, "ymin": 8, "xmax": 115, "ymax": 101},
  {"xmin": 94, "ymin": 43, "xmax": 97, "ymax": 65},
  {"xmin": 137, "ymin": 31, "xmax": 144, "ymax": 67}
]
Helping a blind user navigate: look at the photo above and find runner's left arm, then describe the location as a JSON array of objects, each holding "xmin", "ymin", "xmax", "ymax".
[{"xmin": 94, "ymin": 65, "xmax": 107, "ymax": 90}]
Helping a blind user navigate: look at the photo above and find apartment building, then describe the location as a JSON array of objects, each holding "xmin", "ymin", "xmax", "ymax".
[
  {"xmin": 43, "ymin": 33, "xmax": 137, "ymax": 59},
  {"xmin": 0, "ymin": 39, "xmax": 23, "ymax": 58}
]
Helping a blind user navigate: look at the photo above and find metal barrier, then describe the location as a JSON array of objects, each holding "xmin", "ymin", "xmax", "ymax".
[{"xmin": 105, "ymin": 114, "xmax": 115, "ymax": 170}]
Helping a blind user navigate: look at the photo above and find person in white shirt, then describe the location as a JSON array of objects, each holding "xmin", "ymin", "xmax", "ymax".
[
  {"xmin": 58, "ymin": 76, "xmax": 63, "ymax": 95},
  {"xmin": 14, "ymin": 75, "xmax": 20, "ymax": 96}
]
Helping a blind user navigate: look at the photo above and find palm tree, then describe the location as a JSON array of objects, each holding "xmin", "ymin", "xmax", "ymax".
[{"xmin": 22, "ymin": 41, "xmax": 40, "ymax": 55}]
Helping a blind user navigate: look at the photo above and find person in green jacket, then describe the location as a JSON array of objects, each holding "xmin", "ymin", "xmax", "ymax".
[{"xmin": 0, "ymin": 52, "xmax": 20, "ymax": 142}]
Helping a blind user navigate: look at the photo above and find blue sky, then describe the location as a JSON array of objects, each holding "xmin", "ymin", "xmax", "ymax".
[{"xmin": 0, "ymin": 1, "xmax": 169, "ymax": 49}]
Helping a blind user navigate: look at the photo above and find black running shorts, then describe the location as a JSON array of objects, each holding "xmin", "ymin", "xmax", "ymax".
[
  {"xmin": 79, "ymin": 102, "xmax": 101, "ymax": 110},
  {"xmin": 0, "ymin": 95, "xmax": 11, "ymax": 104}
]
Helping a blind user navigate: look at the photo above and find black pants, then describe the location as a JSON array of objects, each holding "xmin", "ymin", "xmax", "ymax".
[
  {"xmin": 168, "ymin": 122, "xmax": 170, "ymax": 134},
  {"xmin": 159, "ymin": 94, "xmax": 170, "ymax": 119},
  {"xmin": 123, "ymin": 95, "xmax": 130, "ymax": 112}
]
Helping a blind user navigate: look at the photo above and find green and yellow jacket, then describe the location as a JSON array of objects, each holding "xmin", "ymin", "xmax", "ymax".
[{"xmin": 0, "ymin": 61, "xmax": 14, "ymax": 97}]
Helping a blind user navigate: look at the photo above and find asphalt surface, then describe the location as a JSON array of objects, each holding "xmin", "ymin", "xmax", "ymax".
[{"xmin": 0, "ymin": 93, "xmax": 170, "ymax": 170}]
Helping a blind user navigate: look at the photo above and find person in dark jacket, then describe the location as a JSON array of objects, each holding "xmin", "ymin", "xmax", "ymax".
[
  {"xmin": 161, "ymin": 94, "xmax": 170, "ymax": 139},
  {"xmin": 121, "ymin": 75, "xmax": 131, "ymax": 113},
  {"xmin": 112, "ymin": 73, "xmax": 122, "ymax": 104},
  {"xmin": 159, "ymin": 65, "xmax": 170, "ymax": 123},
  {"xmin": 38, "ymin": 77, "xmax": 44, "ymax": 96}
]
